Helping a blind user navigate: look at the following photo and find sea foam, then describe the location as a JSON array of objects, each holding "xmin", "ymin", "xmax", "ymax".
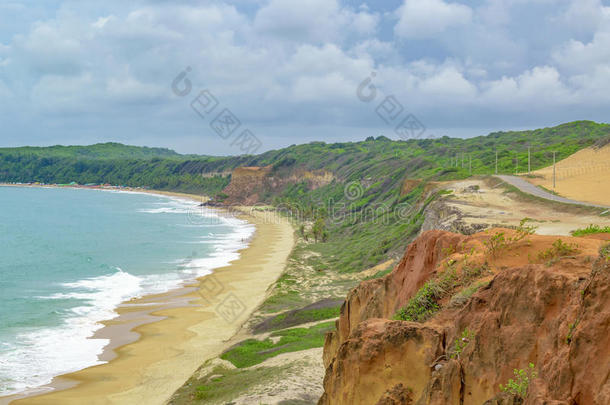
[{"xmin": 0, "ymin": 194, "xmax": 254, "ymax": 397}]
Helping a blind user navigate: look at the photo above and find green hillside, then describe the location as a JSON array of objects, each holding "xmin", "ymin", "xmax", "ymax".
[
  {"xmin": 2, "ymin": 121, "xmax": 607, "ymax": 193},
  {"xmin": 0, "ymin": 142, "xmax": 181, "ymax": 160}
]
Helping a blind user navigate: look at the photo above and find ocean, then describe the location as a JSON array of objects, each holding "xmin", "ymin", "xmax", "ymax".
[{"xmin": 0, "ymin": 186, "xmax": 254, "ymax": 396}]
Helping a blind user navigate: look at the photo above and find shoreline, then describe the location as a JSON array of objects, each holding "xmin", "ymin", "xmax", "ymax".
[{"xmin": 0, "ymin": 186, "xmax": 295, "ymax": 405}]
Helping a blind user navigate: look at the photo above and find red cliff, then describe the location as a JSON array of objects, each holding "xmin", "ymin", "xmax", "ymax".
[{"xmin": 320, "ymin": 230, "xmax": 610, "ymax": 404}]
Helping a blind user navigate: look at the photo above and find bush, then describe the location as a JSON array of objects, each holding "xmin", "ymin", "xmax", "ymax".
[
  {"xmin": 571, "ymin": 224, "xmax": 610, "ymax": 236},
  {"xmin": 538, "ymin": 239, "xmax": 579, "ymax": 263},
  {"xmin": 449, "ymin": 328, "xmax": 474, "ymax": 359},
  {"xmin": 500, "ymin": 363, "xmax": 538, "ymax": 399},
  {"xmin": 393, "ymin": 270, "xmax": 456, "ymax": 322}
]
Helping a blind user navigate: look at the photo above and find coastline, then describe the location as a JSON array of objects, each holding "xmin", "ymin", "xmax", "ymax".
[{"xmin": 0, "ymin": 186, "xmax": 295, "ymax": 405}]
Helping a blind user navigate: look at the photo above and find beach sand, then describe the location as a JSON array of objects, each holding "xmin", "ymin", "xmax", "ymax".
[{"xmin": 1, "ymin": 193, "xmax": 294, "ymax": 405}]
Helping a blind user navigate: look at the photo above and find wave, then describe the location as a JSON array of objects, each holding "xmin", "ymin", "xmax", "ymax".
[{"xmin": 0, "ymin": 194, "xmax": 254, "ymax": 397}]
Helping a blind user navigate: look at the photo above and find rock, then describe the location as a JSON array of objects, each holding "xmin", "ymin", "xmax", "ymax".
[{"xmin": 319, "ymin": 230, "xmax": 610, "ymax": 405}]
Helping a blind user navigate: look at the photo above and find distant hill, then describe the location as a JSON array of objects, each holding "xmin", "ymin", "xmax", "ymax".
[
  {"xmin": 0, "ymin": 142, "xmax": 181, "ymax": 160},
  {"xmin": 0, "ymin": 121, "xmax": 608, "ymax": 195}
]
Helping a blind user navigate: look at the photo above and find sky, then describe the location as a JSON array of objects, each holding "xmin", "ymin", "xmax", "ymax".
[{"xmin": 0, "ymin": 0, "xmax": 609, "ymax": 155}]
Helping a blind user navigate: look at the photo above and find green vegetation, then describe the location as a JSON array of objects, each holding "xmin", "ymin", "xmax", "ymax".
[
  {"xmin": 449, "ymin": 280, "xmax": 489, "ymax": 308},
  {"xmin": 449, "ymin": 328, "xmax": 475, "ymax": 359},
  {"xmin": 566, "ymin": 320, "xmax": 579, "ymax": 345},
  {"xmin": 393, "ymin": 269, "xmax": 457, "ymax": 322},
  {"xmin": 2, "ymin": 121, "xmax": 608, "ymax": 193},
  {"xmin": 220, "ymin": 322, "xmax": 335, "ymax": 368},
  {"xmin": 181, "ymin": 363, "xmax": 290, "ymax": 403},
  {"xmin": 601, "ymin": 244, "xmax": 610, "ymax": 261},
  {"xmin": 538, "ymin": 239, "xmax": 580, "ymax": 263},
  {"xmin": 500, "ymin": 363, "xmax": 538, "ymax": 399},
  {"xmin": 484, "ymin": 231, "xmax": 508, "ymax": 257},
  {"xmin": 254, "ymin": 302, "xmax": 341, "ymax": 333},
  {"xmin": 571, "ymin": 224, "xmax": 610, "ymax": 236},
  {"xmin": 364, "ymin": 267, "xmax": 393, "ymax": 280},
  {"xmin": 484, "ymin": 218, "xmax": 538, "ymax": 257}
]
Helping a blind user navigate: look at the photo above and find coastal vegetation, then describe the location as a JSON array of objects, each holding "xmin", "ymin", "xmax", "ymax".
[
  {"xmin": 571, "ymin": 224, "xmax": 610, "ymax": 236},
  {"xmin": 220, "ymin": 322, "xmax": 335, "ymax": 368}
]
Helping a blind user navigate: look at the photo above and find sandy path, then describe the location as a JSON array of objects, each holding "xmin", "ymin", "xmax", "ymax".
[{"xmin": 4, "ymin": 204, "xmax": 295, "ymax": 405}]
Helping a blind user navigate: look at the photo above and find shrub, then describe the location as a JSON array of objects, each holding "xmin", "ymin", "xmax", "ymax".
[
  {"xmin": 571, "ymin": 224, "xmax": 610, "ymax": 236},
  {"xmin": 485, "ymin": 218, "xmax": 537, "ymax": 257},
  {"xmin": 484, "ymin": 231, "xmax": 507, "ymax": 257},
  {"xmin": 394, "ymin": 270, "xmax": 456, "ymax": 322},
  {"xmin": 449, "ymin": 328, "xmax": 474, "ymax": 359},
  {"xmin": 500, "ymin": 363, "xmax": 538, "ymax": 399},
  {"xmin": 538, "ymin": 239, "xmax": 579, "ymax": 263}
]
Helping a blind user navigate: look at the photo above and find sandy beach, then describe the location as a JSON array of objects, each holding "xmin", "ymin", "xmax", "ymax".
[{"xmin": 0, "ymin": 188, "xmax": 295, "ymax": 405}]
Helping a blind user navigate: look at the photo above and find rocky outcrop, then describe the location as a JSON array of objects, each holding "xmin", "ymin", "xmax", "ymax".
[
  {"xmin": 421, "ymin": 199, "xmax": 490, "ymax": 235},
  {"xmin": 320, "ymin": 230, "xmax": 610, "ymax": 405}
]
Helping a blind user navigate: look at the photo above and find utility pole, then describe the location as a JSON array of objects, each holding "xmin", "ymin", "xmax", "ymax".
[
  {"xmin": 495, "ymin": 150, "xmax": 498, "ymax": 174},
  {"xmin": 553, "ymin": 151, "xmax": 557, "ymax": 190},
  {"xmin": 515, "ymin": 154, "xmax": 518, "ymax": 175},
  {"xmin": 528, "ymin": 146, "xmax": 531, "ymax": 174},
  {"xmin": 469, "ymin": 154, "xmax": 472, "ymax": 175}
]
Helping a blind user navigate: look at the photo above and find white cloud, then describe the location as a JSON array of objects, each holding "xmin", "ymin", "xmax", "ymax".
[
  {"xmin": 394, "ymin": 0, "xmax": 472, "ymax": 39},
  {"xmin": 553, "ymin": 31, "xmax": 610, "ymax": 74},
  {"xmin": 254, "ymin": 0, "xmax": 378, "ymax": 43},
  {"xmin": 419, "ymin": 66, "xmax": 477, "ymax": 100},
  {"xmin": 482, "ymin": 66, "xmax": 572, "ymax": 108}
]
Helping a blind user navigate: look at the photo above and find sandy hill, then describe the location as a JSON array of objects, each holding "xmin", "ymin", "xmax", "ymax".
[{"xmin": 525, "ymin": 144, "xmax": 610, "ymax": 206}]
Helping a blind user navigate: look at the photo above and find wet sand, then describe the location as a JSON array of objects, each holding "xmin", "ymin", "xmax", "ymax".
[{"xmin": 0, "ymin": 188, "xmax": 294, "ymax": 405}]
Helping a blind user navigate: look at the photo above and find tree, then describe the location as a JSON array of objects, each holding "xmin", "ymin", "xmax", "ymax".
[{"xmin": 312, "ymin": 218, "xmax": 327, "ymax": 242}]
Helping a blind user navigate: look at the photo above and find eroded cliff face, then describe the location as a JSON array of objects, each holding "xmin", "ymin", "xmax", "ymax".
[
  {"xmin": 320, "ymin": 230, "xmax": 610, "ymax": 405},
  {"xmin": 220, "ymin": 165, "xmax": 334, "ymax": 205}
]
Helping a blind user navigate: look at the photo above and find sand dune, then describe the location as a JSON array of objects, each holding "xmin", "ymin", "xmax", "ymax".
[{"xmin": 525, "ymin": 144, "xmax": 610, "ymax": 206}]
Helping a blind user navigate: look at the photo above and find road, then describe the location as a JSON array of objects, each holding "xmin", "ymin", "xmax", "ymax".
[{"xmin": 494, "ymin": 175, "xmax": 610, "ymax": 209}]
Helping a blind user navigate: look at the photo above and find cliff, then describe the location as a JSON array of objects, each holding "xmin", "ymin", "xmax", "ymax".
[
  {"xmin": 220, "ymin": 165, "xmax": 334, "ymax": 205},
  {"xmin": 320, "ymin": 229, "xmax": 610, "ymax": 404}
]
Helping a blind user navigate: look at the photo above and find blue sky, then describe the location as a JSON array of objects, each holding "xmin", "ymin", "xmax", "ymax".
[{"xmin": 1, "ymin": 0, "xmax": 609, "ymax": 154}]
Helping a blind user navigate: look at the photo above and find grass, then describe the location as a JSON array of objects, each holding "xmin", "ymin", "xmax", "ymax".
[
  {"xmin": 173, "ymin": 363, "xmax": 290, "ymax": 404},
  {"xmin": 363, "ymin": 267, "xmax": 393, "ymax": 280},
  {"xmin": 221, "ymin": 321, "xmax": 335, "ymax": 368},
  {"xmin": 571, "ymin": 224, "xmax": 610, "ymax": 236},
  {"xmin": 393, "ymin": 269, "xmax": 457, "ymax": 322},
  {"xmin": 449, "ymin": 280, "xmax": 489, "ymax": 308},
  {"xmin": 254, "ymin": 303, "xmax": 341, "ymax": 333}
]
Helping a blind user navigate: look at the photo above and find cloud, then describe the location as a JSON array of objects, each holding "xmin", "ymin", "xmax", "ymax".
[
  {"xmin": 1, "ymin": 0, "xmax": 610, "ymax": 153},
  {"xmin": 552, "ymin": 31, "xmax": 610, "ymax": 74},
  {"xmin": 254, "ymin": 0, "xmax": 378, "ymax": 43},
  {"xmin": 394, "ymin": 0, "xmax": 472, "ymax": 39}
]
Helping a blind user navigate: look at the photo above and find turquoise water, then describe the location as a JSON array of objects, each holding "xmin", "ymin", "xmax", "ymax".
[{"xmin": 0, "ymin": 187, "xmax": 253, "ymax": 396}]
